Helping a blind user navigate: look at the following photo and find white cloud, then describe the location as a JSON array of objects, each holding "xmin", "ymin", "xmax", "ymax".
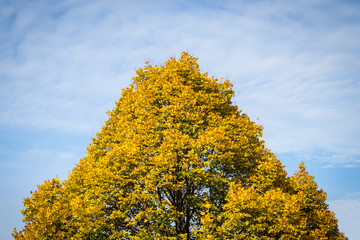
[
  {"xmin": 0, "ymin": 1, "xmax": 359, "ymax": 239},
  {"xmin": 0, "ymin": 0, "xmax": 359, "ymax": 162}
]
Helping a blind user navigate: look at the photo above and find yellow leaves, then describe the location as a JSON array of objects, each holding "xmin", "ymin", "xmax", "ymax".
[
  {"xmin": 14, "ymin": 52, "xmax": 347, "ymax": 240},
  {"xmin": 212, "ymin": 183, "xmax": 307, "ymax": 239},
  {"xmin": 13, "ymin": 177, "xmax": 78, "ymax": 239}
]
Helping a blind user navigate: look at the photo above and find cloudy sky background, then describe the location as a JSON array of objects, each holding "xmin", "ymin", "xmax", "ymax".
[{"xmin": 1, "ymin": 0, "xmax": 359, "ymax": 239}]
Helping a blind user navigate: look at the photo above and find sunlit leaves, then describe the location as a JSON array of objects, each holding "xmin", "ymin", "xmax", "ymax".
[{"xmin": 14, "ymin": 53, "xmax": 347, "ymax": 240}]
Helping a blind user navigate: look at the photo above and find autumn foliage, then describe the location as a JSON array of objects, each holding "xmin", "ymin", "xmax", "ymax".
[{"xmin": 13, "ymin": 53, "xmax": 347, "ymax": 239}]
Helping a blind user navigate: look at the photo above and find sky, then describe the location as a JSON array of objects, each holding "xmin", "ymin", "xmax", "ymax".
[{"xmin": 0, "ymin": 0, "xmax": 359, "ymax": 239}]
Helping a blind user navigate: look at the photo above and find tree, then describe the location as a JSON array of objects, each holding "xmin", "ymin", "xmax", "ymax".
[{"xmin": 13, "ymin": 52, "xmax": 347, "ymax": 239}]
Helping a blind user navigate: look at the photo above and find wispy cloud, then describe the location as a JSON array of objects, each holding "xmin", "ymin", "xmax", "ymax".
[
  {"xmin": 0, "ymin": 1, "xmax": 359, "ymax": 159},
  {"xmin": 1, "ymin": 1, "xmax": 360, "ymax": 239}
]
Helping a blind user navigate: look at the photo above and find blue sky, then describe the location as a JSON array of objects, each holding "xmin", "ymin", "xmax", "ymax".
[{"xmin": 1, "ymin": 0, "xmax": 359, "ymax": 239}]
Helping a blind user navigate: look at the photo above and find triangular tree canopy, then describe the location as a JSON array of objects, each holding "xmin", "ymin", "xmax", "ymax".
[{"xmin": 14, "ymin": 53, "xmax": 347, "ymax": 240}]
